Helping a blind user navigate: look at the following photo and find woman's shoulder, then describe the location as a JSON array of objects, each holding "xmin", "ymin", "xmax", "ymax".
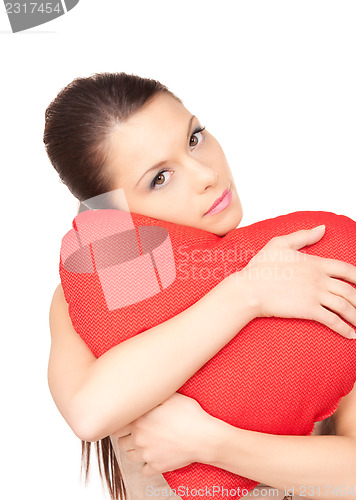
[
  {"xmin": 49, "ymin": 283, "xmax": 67, "ymax": 325},
  {"xmin": 53, "ymin": 282, "xmax": 64, "ymax": 297}
]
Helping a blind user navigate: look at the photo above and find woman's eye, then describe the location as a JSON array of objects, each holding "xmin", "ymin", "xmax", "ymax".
[
  {"xmin": 190, "ymin": 127, "xmax": 206, "ymax": 148},
  {"xmin": 150, "ymin": 169, "xmax": 172, "ymax": 190}
]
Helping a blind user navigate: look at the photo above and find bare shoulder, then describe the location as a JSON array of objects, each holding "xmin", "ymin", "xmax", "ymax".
[
  {"xmin": 50, "ymin": 283, "xmax": 65, "ymax": 307},
  {"xmin": 48, "ymin": 282, "xmax": 95, "ymax": 375},
  {"xmin": 331, "ymin": 382, "xmax": 356, "ymax": 438},
  {"xmin": 49, "ymin": 283, "xmax": 68, "ymax": 335},
  {"xmin": 49, "ymin": 283, "xmax": 74, "ymax": 328}
]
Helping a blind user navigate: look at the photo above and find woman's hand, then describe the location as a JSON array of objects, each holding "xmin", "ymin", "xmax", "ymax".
[
  {"xmin": 235, "ymin": 225, "xmax": 356, "ymax": 339},
  {"xmin": 112, "ymin": 393, "xmax": 212, "ymax": 477}
]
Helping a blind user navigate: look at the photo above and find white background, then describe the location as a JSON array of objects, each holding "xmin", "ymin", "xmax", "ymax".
[{"xmin": 1, "ymin": 1, "xmax": 355, "ymax": 498}]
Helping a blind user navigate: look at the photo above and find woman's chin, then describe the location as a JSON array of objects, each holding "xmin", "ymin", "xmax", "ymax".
[{"xmin": 208, "ymin": 214, "xmax": 243, "ymax": 236}]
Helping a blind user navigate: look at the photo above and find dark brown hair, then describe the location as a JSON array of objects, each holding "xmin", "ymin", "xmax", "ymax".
[
  {"xmin": 44, "ymin": 72, "xmax": 180, "ymax": 202},
  {"xmin": 44, "ymin": 72, "xmax": 180, "ymax": 499}
]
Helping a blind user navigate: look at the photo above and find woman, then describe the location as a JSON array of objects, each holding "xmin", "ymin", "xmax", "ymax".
[{"xmin": 46, "ymin": 72, "xmax": 356, "ymax": 500}]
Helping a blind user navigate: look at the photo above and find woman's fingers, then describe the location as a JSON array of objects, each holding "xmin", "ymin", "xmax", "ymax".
[
  {"xmin": 126, "ymin": 449, "xmax": 146, "ymax": 464},
  {"xmin": 322, "ymin": 258, "xmax": 356, "ymax": 285},
  {"xmin": 321, "ymin": 292, "xmax": 356, "ymax": 330},
  {"xmin": 117, "ymin": 433, "xmax": 146, "ymax": 463},
  {"xmin": 117, "ymin": 433, "xmax": 133, "ymax": 450},
  {"xmin": 142, "ymin": 462, "xmax": 160, "ymax": 477},
  {"xmin": 315, "ymin": 305, "xmax": 356, "ymax": 339},
  {"xmin": 276, "ymin": 226, "xmax": 326, "ymax": 251},
  {"xmin": 327, "ymin": 277, "xmax": 356, "ymax": 309},
  {"xmin": 111, "ymin": 425, "xmax": 132, "ymax": 438}
]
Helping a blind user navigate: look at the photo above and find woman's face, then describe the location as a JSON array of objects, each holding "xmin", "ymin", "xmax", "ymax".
[{"xmin": 106, "ymin": 93, "xmax": 243, "ymax": 236}]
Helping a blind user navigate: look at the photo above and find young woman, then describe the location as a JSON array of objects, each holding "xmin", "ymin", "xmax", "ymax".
[{"xmin": 46, "ymin": 73, "xmax": 356, "ymax": 500}]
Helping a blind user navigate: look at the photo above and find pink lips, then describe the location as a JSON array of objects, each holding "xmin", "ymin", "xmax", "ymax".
[{"xmin": 204, "ymin": 188, "xmax": 232, "ymax": 216}]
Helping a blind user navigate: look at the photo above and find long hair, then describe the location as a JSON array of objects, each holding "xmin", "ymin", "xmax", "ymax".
[{"xmin": 44, "ymin": 72, "xmax": 181, "ymax": 498}]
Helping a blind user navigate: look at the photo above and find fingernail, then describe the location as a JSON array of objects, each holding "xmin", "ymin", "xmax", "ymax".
[
  {"xmin": 349, "ymin": 330, "xmax": 356, "ymax": 339},
  {"xmin": 312, "ymin": 225, "xmax": 325, "ymax": 231}
]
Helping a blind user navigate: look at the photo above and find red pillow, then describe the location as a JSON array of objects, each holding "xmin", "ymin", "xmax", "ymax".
[{"xmin": 59, "ymin": 209, "xmax": 356, "ymax": 499}]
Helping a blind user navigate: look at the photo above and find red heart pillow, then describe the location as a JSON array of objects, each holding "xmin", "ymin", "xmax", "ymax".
[{"xmin": 59, "ymin": 209, "xmax": 356, "ymax": 499}]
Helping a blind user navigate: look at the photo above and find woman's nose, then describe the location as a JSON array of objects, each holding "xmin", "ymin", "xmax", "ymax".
[{"xmin": 186, "ymin": 158, "xmax": 218, "ymax": 191}]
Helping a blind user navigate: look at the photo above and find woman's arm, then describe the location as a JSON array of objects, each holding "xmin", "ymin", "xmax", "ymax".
[
  {"xmin": 49, "ymin": 227, "xmax": 356, "ymax": 441},
  {"xmin": 117, "ymin": 385, "xmax": 356, "ymax": 500},
  {"xmin": 48, "ymin": 274, "xmax": 256, "ymax": 442}
]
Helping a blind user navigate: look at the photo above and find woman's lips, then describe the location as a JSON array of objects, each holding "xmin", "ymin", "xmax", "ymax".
[{"xmin": 204, "ymin": 188, "xmax": 232, "ymax": 216}]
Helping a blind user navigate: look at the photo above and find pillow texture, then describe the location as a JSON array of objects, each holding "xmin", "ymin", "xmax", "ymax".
[{"xmin": 59, "ymin": 209, "xmax": 356, "ymax": 499}]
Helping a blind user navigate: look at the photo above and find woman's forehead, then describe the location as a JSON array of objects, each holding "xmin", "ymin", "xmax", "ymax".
[
  {"xmin": 106, "ymin": 94, "xmax": 194, "ymax": 182},
  {"xmin": 126, "ymin": 92, "xmax": 191, "ymax": 129},
  {"xmin": 110, "ymin": 94, "xmax": 193, "ymax": 153}
]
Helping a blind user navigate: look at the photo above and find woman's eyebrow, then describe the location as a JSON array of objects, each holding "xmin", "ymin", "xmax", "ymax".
[
  {"xmin": 186, "ymin": 114, "xmax": 196, "ymax": 139},
  {"xmin": 136, "ymin": 160, "xmax": 168, "ymax": 187},
  {"xmin": 135, "ymin": 115, "xmax": 196, "ymax": 187}
]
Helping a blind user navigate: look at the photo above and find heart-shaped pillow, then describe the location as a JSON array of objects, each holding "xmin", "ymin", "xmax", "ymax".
[{"xmin": 59, "ymin": 209, "xmax": 356, "ymax": 499}]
